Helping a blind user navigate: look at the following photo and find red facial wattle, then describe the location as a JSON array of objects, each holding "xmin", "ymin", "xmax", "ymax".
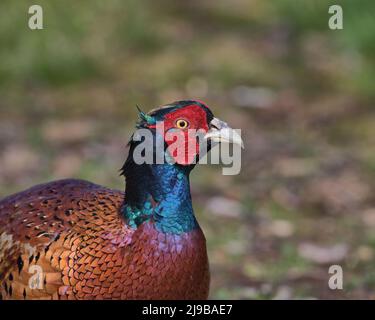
[{"xmin": 162, "ymin": 104, "xmax": 209, "ymax": 166}]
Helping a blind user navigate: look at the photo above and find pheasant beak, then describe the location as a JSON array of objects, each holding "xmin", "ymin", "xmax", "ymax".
[{"xmin": 204, "ymin": 117, "xmax": 244, "ymax": 149}]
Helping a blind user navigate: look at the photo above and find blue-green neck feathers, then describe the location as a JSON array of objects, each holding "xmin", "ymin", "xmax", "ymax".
[{"xmin": 121, "ymin": 157, "xmax": 197, "ymax": 234}]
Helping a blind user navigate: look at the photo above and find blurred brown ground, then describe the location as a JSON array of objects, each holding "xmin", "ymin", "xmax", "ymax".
[{"xmin": 0, "ymin": 0, "xmax": 375, "ymax": 299}]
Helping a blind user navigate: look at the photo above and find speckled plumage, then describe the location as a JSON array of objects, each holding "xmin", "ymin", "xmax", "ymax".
[{"xmin": 0, "ymin": 179, "xmax": 209, "ymax": 299}]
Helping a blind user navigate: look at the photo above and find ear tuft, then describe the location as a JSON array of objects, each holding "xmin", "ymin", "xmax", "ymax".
[{"xmin": 136, "ymin": 105, "xmax": 156, "ymax": 127}]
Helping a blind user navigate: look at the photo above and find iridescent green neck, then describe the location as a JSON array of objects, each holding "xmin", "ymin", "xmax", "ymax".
[{"xmin": 122, "ymin": 162, "xmax": 198, "ymax": 234}]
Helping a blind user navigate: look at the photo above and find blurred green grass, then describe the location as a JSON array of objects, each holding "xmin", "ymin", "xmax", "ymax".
[{"xmin": 0, "ymin": 0, "xmax": 375, "ymax": 299}]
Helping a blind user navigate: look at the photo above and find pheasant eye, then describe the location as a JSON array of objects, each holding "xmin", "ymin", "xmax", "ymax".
[{"xmin": 175, "ymin": 119, "xmax": 189, "ymax": 129}]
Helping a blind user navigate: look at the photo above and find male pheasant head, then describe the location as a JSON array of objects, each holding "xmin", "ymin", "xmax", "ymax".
[{"xmin": 124, "ymin": 100, "xmax": 243, "ymax": 169}]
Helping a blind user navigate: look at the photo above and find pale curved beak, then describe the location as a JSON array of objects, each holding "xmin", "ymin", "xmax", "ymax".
[{"xmin": 204, "ymin": 117, "xmax": 244, "ymax": 149}]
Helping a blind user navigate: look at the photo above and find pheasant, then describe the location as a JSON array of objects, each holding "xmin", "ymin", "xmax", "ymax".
[{"xmin": 0, "ymin": 100, "xmax": 243, "ymax": 300}]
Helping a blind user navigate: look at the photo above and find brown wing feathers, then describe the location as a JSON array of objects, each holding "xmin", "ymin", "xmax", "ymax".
[
  {"xmin": 0, "ymin": 179, "xmax": 127, "ymax": 299},
  {"xmin": 0, "ymin": 179, "xmax": 209, "ymax": 299}
]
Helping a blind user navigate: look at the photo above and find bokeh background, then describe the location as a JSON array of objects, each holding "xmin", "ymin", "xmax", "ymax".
[{"xmin": 1, "ymin": 0, "xmax": 374, "ymax": 299}]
